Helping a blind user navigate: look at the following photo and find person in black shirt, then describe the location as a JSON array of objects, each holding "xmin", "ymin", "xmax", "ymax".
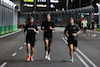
[
  {"xmin": 41, "ymin": 13, "xmax": 55, "ymax": 61},
  {"xmin": 64, "ymin": 17, "xmax": 80, "ymax": 62},
  {"xmin": 90, "ymin": 20, "xmax": 97, "ymax": 37},
  {"xmin": 24, "ymin": 17, "xmax": 39, "ymax": 62}
]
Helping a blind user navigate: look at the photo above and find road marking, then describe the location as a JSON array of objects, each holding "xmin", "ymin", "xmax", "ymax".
[
  {"xmin": 24, "ymin": 43, "xmax": 26, "ymax": 45},
  {"xmin": 62, "ymin": 37, "xmax": 89, "ymax": 67},
  {"xmin": 65, "ymin": 37, "xmax": 68, "ymax": 40},
  {"xmin": 75, "ymin": 53, "xmax": 89, "ymax": 67},
  {"xmin": 57, "ymin": 32, "xmax": 97, "ymax": 67},
  {"xmin": 77, "ymin": 49, "xmax": 97, "ymax": 67},
  {"xmin": 12, "ymin": 53, "xmax": 17, "ymax": 57},
  {"xmin": 0, "ymin": 62, "xmax": 7, "ymax": 67},
  {"xmin": 19, "ymin": 47, "xmax": 23, "ymax": 50}
]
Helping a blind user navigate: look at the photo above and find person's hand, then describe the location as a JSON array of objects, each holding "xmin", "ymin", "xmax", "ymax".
[
  {"xmin": 24, "ymin": 32, "xmax": 27, "ymax": 35},
  {"xmin": 33, "ymin": 28, "xmax": 36, "ymax": 32},
  {"xmin": 66, "ymin": 34, "xmax": 69, "ymax": 37},
  {"xmin": 49, "ymin": 26, "xmax": 52, "ymax": 30},
  {"xmin": 33, "ymin": 28, "xmax": 39, "ymax": 34},
  {"xmin": 73, "ymin": 33, "xmax": 77, "ymax": 37}
]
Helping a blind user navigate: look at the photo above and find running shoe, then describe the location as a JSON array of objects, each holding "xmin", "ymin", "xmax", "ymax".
[
  {"xmin": 30, "ymin": 57, "xmax": 34, "ymax": 62},
  {"xmin": 70, "ymin": 58, "xmax": 74, "ymax": 62},
  {"xmin": 26, "ymin": 56, "xmax": 30, "ymax": 62},
  {"xmin": 45, "ymin": 55, "xmax": 48, "ymax": 59},
  {"xmin": 45, "ymin": 51, "xmax": 48, "ymax": 59},
  {"xmin": 94, "ymin": 34, "xmax": 96, "ymax": 37},
  {"xmin": 47, "ymin": 53, "xmax": 51, "ymax": 61}
]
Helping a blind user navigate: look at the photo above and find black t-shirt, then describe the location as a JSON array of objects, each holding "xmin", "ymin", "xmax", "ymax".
[
  {"xmin": 24, "ymin": 24, "xmax": 38, "ymax": 36},
  {"xmin": 64, "ymin": 24, "xmax": 80, "ymax": 39},
  {"xmin": 41, "ymin": 20, "xmax": 55, "ymax": 38},
  {"xmin": 92, "ymin": 22, "xmax": 94, "ymax": 29}
]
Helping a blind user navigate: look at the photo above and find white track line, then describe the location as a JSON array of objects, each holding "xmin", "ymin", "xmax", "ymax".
[
  {"xmin": 62, "ymin": 37, "xmax": 89, "ymax": 67},
  {"xmin": 0, "ymin": 62, "xmax": 7, "ymax": 67},
  {"xmin": 0, "ymin": 29, "xmax": 22, "ymax": 39},
  {"xmin": 75, "ymin": 53, "xmax": 89, "ymax": 67},
  {"xmin": 77, "ymin": 49, "xmax": 97, "ymax": 67},
  {"xmin": 24, "ymin": 43, "xmax": 26, "ymax": 45},
  {"xmin": 12, "ymin": 53, "xmax": 17, "ymax": 57},
  {"xmin": 19, "ymin": 47, "xmax": 23, "ymax": 50},
  {"xmin": 57, "ymin": 32, "xmax": 97, "ymax": 67}
]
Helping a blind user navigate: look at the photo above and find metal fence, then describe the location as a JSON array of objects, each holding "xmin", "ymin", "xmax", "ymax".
[
  {"xmin": 20, "ymin": 5, "xmax": 94, "ymax": 27},
  {"xmin": 0, "ymin": 0, "xmax": 18, "ymax": 35}
]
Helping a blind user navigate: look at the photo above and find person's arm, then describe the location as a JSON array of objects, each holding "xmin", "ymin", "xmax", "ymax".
[
  {"xmin": 90, "ymin": 24, "xmax": 92, "ymax": 29},
  {"xmin": 33, "ymin": 26, "xmax": 39, "ymax": 34},
  {"xmin": 49, "ymin": 21, "xmax": 55, "ymax": 30},
  {"xmin": 73, "ymin": 25, "xmax": 81, "ymax": 37},
  {"xmin": 41, "ymin": 21, "xmax": 44, "ymax": 30},
  {"xmin": 49, "ymin": 26, "xmax": 55, "ymax": 30},
  {"xmin": 64, "ymin": 26, "xmax": 69, "ymax": 37},
  {"xmin": 24, "ymin": 25, "xmax": 27, "ymax": 35},
  {"xmin": 81, "ymin": 21, "xmax": 83, "ymax": 27},
  {"xmin": 76, "ymin": 25, "xmax": 81, "ymax": 35}
]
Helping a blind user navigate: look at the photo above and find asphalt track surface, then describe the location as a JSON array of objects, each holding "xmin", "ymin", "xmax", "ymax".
[{"xmin": 0, "ymin": 28, "xmax": 100, "ymax": 67}]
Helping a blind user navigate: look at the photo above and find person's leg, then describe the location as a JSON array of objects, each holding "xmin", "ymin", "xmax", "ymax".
[
  {"xmin": 92, "ymin": 29, "xmax": 94, "ymax": 36},
  {"xmin": 45, "ymin": 40, "xmax": 49, "ymax": 59},
  {"xmin": 73, "ymin": 47, "xmax": 77, "ymax": 55},
  {"xmin": 45, "ymin": 40, "xmax": 49, "ymax": 52},
  {"xmin": 48, "ymin": 43, "xmax": 51, "ymax": 54},
  {"xmin": 30, "ymin": 46, "xmax": 34, "ymax": 61},
  {"xmin": 94, "ymin": 29, "xmax": 96, "ymax": 36},
  {"xmin": 84, "ymin": 28, "xmax": 86, "ymax": 34},
  {"xmin": 73, "ymin": 39, "xmax": 78, "ymax": 55},
  {"xmin": 48, "ymin": 43, "xmax": 51, "ymax": 61},
  {"xmin": 26, "ymin": 43, "xmax": 31, "ymax": 61},
  {"xmin": 69, "ymin": 44, "xmax": 74, "ymax": 61},
  {"xmin": 83, "ymin": 28, "xmax": 85, "ymax": 36}
]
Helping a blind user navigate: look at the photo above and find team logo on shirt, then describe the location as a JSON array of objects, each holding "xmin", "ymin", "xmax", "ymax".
[
  {"xmin": 28, "ymin": 28, "xmax": 34, "ymax": 30},
  {"xmin": 73, "ymin": 27, "xmax": 76, "ymax": 29}
]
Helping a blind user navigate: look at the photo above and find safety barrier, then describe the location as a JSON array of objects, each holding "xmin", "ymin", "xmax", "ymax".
[
  {"xmin": 20, "ymin": 5, "xmax": 94, "ymax": 27},
  {"xmin": 0, "ymin": 0, "xmax": 18, "ymax": 36}
]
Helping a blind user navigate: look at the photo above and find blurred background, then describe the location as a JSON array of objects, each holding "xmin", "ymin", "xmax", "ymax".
[{"xmin": 0, "ymin": 0, "xmax": 100, "ymax": 35}]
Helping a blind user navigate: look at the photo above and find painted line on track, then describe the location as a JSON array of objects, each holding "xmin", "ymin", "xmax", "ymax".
[
  {"xmin": 57, "ymin": 32, "xmax": 97, "ymax": 67},
  {"xmin": 77, "ymin": 49, "xmax": 97, "ymax": 67},
  {"xmin": 0, "ymin": 62, "xmax": 7, "ymax": 67},
  {"xmin": 12, "ymin": 53, "xmax": 17, "ymax": 57},
  {"xmin": 75, "ymin": 53, "xmax": 89, "ymax": 67},
  {"xmin": 19, "ymin": 47, "xmax": 23, "ymax": 50}
]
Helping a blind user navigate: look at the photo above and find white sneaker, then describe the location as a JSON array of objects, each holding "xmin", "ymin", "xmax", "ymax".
[
  {"xmin": 45, "ymin": 51, "xmax": 48, "ymax": 59},
  {"xmin": 47, "ymin": 53, "xmax": 51, "ymax": 61},
  {"xmin": 94, "ymin": 34, "xmax": 96, "ymax": 37},
  {"xmin": 92, "ymin": 34, "xmax": 94, "ymax": 36},
  {"xmin": 45, "ymin": 55, "xmax": 48, "ymax": 59},
  {"xmin": 83, "ymin": 34, "xmax": 85, "ymax": 36}
]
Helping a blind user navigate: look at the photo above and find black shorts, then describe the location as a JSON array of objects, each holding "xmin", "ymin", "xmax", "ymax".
[
  {"xmin": 44, "ymin": 37, "xmax": 52, "ymax": 43},
  {"xmin": 83, "ymin": 27, "xmax": 87, "ymax": 31},
  {"xmin": 26, "ymin": 35, "xmax": 35, "ymax": 47},
  {"xmin": 68, "ymin": 39, "xmax": 78, "ymax": 47}
]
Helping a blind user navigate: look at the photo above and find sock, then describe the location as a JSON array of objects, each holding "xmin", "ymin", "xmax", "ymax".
[
  {"xmin": 28, "ymin": 53, "xmax": 30, "ymax": 56},
  {"xmin": 46, "ymin": 50, "xmax": 48, "ymax": 56}
]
